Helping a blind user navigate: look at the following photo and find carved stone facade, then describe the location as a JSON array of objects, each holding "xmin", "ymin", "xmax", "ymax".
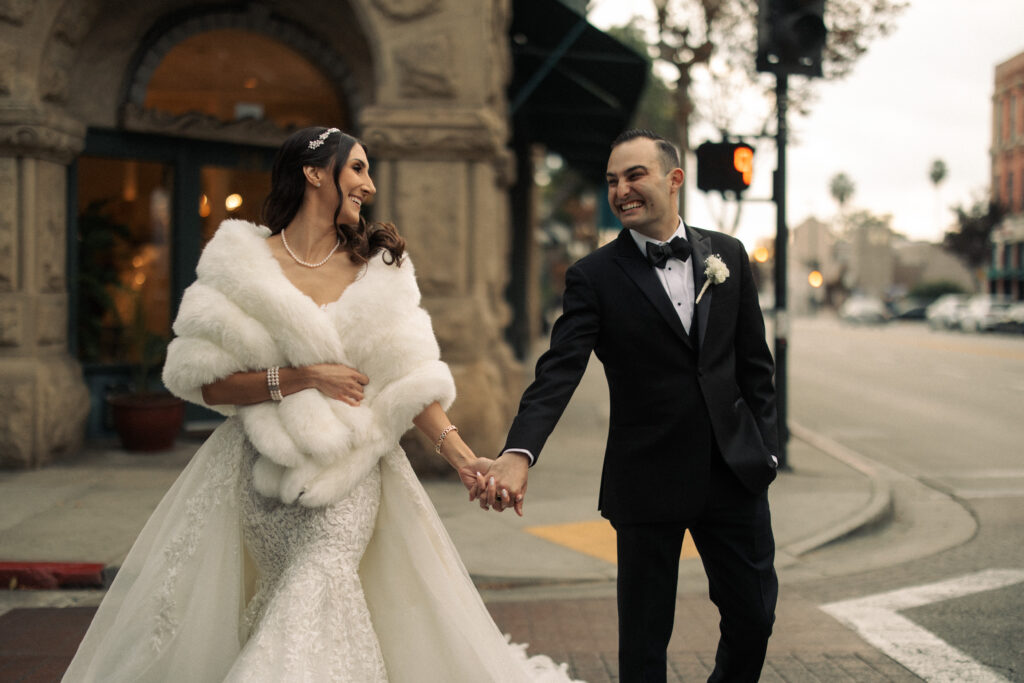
[
  {"xmin": 1, "ymin": 0, "xmax": 520, "ymax": 469},
  {"xmin": 0, "ymin": 110, "xmax": 89, "ymax": 465}
]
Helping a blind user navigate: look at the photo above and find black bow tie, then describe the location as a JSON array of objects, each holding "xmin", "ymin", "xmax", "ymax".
[{"xmin": 645, "ymin": 237, "xmax": 691, "ymax": 269}]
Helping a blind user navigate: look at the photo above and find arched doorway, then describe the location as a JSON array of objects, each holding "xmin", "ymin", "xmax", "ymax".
[{"xmin": 72, "ymin": 26, "xmax": 354, "ymax": 437}]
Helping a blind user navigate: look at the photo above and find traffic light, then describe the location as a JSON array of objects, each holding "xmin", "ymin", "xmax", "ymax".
[
  {"xmin": 757, "ymin": 0, "xmax": 827, "ymax": 77},
  {"xmin": 696, "ymin": 141, "xmax": 755, "ymax": 196}
]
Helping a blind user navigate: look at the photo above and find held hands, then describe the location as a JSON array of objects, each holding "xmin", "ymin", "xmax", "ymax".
[
  {"xmin": 308, "ymin": 363, "xmax": 369, "ymax": 406},
  {"xmin": 413, "ymin": 405, "xmax": 528, "ymax": 516},
  {"xmin": 456, "ymin": 457, "xmax": 494, "ymax": 495},
  {"xmin": 469, "ymin": 452, "xmax": 529, "ymax": 517}
]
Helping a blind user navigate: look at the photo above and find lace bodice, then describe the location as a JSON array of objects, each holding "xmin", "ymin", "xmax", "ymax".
[{"xmin": 228, "ymin": 444, "xmax": 387, "ymax": 682}]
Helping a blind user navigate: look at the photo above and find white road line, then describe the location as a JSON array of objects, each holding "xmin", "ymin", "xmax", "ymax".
[
  {"xmin": 934, "ymin": 470, "xmax": 1024, "ymax": 479},
  {"xmin": 954, "ymin": 489, "xmax": 1024, "ymax": 499},
  {"xmin": 821, "ymin": 569, "xmax": 1024, "ymax": 683}
]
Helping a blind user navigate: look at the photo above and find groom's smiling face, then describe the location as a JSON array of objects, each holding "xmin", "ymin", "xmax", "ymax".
[{"xmin": 605, "ymin": 138, "xmax": 682, "ymax": 240}]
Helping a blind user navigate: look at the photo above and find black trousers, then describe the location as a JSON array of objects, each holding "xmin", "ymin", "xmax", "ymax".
[{"xmin": 612, "ymin": 454, "xmax": 778, "ymax": 683}]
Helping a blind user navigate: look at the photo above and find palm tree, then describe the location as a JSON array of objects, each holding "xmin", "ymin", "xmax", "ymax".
[
  {"xmin": 929, "ymin": 159, "xmax": 948, "ymax": 235},
  {"xmin": 829, "ymin": 173, "xmax": 855, "ymax": 209},
  {"xmin": 829, "ymin": 172, "xmax": 855, "ymax": 224}
]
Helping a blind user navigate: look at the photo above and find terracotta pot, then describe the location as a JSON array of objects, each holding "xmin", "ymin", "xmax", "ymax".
[{"xmin": 107, "ymin": 392, "xmax": 185, "ymax": 452}]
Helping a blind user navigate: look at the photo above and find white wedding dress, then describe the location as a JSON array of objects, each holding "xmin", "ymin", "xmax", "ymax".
[{"xmin": 63, "ymin": 419, "xmax": 582, "ymax": 683}]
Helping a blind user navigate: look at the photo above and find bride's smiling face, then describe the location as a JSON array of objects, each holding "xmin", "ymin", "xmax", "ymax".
[{"xmin": 334, "ymin": 144, "xmax": 375, "ymax": 225}]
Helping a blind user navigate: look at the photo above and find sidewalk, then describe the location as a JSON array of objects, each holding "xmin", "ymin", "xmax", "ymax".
[{"xmin": 0, "ymin": 354, "xmax": 921, "ymax": 681}]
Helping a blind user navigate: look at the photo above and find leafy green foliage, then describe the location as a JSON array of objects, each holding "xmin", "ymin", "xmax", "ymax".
[
  {"xmin": 76, "ymin": 200, "xmax": 130, "ymax": 363},
  {"xmin": 943, "ymin": 200, "xmax": 1005, "ymax": 272}
]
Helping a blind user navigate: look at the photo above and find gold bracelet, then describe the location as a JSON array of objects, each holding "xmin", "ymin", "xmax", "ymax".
[{"xmin": 435, "ymin": 424, "xmax": 458, "ymax": 455}]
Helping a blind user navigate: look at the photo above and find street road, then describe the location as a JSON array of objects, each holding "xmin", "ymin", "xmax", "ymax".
[{"xmin": 785, "ymin": 316, "xmax": 1024, "ymax": 682}]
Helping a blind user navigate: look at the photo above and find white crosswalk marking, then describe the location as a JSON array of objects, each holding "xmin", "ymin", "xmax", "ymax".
[{"xmin": 821, "ymin": 569, "xmax": 1024, "ymax": 683}]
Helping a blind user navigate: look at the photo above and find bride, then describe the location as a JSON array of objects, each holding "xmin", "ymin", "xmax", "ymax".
[{"xmin": 63, "ymin": 126, "xmax": 581, "ymax": 682}]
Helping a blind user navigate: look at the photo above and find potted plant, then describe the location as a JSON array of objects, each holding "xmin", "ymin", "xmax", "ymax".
[{"xmin": 105, "ymin": 289, "xmax": 185, "ymax": 452}]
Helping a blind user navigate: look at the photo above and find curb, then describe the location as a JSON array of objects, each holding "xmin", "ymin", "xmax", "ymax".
[
  {"xmin": 0, "ymin": 562, "xmax": 106, "ymax": 590},
  {"xmin": 783, "ymin": 422, "xmax": 895, "ymax": 556}
]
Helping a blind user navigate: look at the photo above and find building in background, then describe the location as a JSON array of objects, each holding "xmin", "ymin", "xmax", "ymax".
[
  {"xmin": 891, "ymin": 239, "xmax": 975, "ymax": 296},
  {"xmin": 0, "ymin": 0, "xmax": 643, "ymax": 467},
  {"xmin": 991, "ymin": 48, "xmax": 1024, "ymax": 300},
  {"xmin": 781, "ymin": 215, "xmax": 975, "ymax": 317}
]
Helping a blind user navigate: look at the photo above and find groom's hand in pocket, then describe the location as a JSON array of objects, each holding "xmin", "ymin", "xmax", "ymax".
[{"xmin": 477, "ymin": 452, "xmax": 529, "ymax": 516}]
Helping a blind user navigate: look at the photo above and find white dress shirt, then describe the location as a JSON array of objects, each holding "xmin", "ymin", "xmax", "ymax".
[{"xmin": 629, "ymin": 218, "xmax": 695, "ymax": 334}]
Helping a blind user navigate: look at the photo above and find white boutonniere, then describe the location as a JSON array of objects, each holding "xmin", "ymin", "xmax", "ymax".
[{"xmin": 695, "ymin": 254, "xmax": 729, "ymax": 304}]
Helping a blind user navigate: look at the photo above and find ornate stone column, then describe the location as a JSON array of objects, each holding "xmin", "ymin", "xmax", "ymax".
[
  {"xmin": 361, "ymin": 105, "xmax": 523, "ymax": 474},
  {"xmin": 0, "ymin": 105, "xmax": 90, "ymax": 467}
]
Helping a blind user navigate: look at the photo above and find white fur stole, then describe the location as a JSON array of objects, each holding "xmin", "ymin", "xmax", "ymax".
[{"xmin": 162, "ymin": 219, "xmax": 455, "ymax": 506}]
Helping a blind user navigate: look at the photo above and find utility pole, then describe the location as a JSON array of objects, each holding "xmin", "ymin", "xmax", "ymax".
[
  {"xmin": 773, "ymin": 71, "xmax": 790, "ymax": 467},
  {"xmin": 757, "ymin": 0, "xmax": 827, "ymax": 469}
]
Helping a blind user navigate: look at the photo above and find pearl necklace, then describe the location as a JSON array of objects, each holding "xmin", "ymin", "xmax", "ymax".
[{"xmin": 280, "ymin": 228, "xmax": 341, "ymax": 268}]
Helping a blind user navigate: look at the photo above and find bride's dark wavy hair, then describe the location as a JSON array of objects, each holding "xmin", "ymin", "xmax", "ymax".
[{"xmin": 261, "ymin": 126, "xmax": 405, "ymax": 265}]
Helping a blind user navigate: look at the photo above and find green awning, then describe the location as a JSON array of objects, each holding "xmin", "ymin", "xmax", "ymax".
[{"xmin": 510, "ymin": 0, "xmax": 648, "ymax": 181}]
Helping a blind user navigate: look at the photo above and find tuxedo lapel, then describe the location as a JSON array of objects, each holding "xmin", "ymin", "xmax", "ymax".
[
  {"xmin": 611, "ymin": 230, "xmax": 693, "ymax": 349},
  {"xmin": 688, "ymin": 225, "xmax": 712, "ymax": 350}
]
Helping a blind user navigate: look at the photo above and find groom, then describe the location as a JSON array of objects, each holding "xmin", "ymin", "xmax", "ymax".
[{"xmin": 481, "ymin": 129, "xmax": 780, "ymax": 682}]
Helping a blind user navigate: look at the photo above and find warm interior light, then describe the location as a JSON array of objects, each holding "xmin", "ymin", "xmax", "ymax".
[
  {"xmin": 243, "ymin": 76, "xmax": 258, "ymax": 89},
  {"xmin": 808, "ymin": 270, "xmax": 824, "ymax": 288},
  {"xmin": 752, "ymin": 246, "xmax": 770, "ymax": 263},
  {"xmin": 225, "ymin": 193, "xmax": 243, "ymax": 211},
  {"xmin": 199, "ymin": 194, "xmax": 211, "ymax": 217}
]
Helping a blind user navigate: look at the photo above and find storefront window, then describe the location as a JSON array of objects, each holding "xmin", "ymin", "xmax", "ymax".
[{"xmin": 76, "ymin": 157, "xmax": 173, "ymax": 365}]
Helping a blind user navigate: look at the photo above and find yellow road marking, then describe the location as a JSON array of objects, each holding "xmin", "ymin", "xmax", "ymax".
[{"xmin": 525, "ymin": 520, "xmax": 699, "ymax": 565}]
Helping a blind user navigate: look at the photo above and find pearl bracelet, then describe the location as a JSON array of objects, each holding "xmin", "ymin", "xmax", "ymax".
[
  {"xmin": 435, "ymin": 424, "xmax": 458, "ymax": 455},
  {"xmin": 267, "ymin": 366, "xmax": 283, "ymax": 402}
]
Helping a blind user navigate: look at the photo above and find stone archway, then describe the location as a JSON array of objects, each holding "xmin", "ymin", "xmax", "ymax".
[{"xmin": 118, "ymin": 5, "xmax": 367, "ymax": 146}]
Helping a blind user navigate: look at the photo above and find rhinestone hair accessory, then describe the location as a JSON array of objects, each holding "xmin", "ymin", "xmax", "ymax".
[{"xmin": 308, "ymin": 127, "xmax": 340, "ymax": 150}]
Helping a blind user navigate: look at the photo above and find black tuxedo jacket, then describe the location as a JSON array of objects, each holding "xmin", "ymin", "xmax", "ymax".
[{"xmin": 504, "ymin": 225, "xmax": 779, "ymax": 523}]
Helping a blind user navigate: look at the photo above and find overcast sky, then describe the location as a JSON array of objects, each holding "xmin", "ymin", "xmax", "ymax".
[{"xmin": 587, "ymin": 0, "xmax": 1024, "ymax": 248}]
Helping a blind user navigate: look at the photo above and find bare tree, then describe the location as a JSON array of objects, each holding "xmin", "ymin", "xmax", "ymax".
[{"xmin": 623, "ymin": 0, "xmax": 906, "ymax": 219}]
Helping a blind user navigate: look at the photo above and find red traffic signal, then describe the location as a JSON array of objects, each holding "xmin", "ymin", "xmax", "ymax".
[{"xmin": 696, "ymin": 141, "xmax": 755, "ymax": 196}]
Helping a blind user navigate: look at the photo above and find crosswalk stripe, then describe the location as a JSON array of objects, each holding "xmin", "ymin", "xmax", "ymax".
[{"xmin": 822, "ymin": 569, "xmax": 1024, "ymax": 683}]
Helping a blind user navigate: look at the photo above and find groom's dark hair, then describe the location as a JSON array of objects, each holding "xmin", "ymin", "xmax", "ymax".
[{"xmin": 611, "ymin": 129, "xmax": 680, "ymax": 175}]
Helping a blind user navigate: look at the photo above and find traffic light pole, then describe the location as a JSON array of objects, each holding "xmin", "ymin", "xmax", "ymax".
[{"xmin": 773, "ymin": 71, "xmax": 789, "ymax": 469}]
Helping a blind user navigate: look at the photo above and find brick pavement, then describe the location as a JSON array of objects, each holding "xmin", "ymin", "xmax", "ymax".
[
  {"xmin": 486, "ymin": 591, "xmax": 924, "ymax": 683},
  {"xmin": 1, "ymin": 590, "xmax": 923, "ymax": 682}
]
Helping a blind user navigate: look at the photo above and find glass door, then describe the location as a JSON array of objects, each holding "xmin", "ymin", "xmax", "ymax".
[
  {"xmin": 71, "ymin": 130, "xmax": 275, "ymax": 437},
  {"xmin": 200, "ymin": 165, "xmax": 271, "ymax": 243}
]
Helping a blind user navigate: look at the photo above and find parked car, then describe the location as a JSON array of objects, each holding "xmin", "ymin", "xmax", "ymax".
[
  {"xmin": 888, "ymin": 297, "xmax": 930, "ymax": 320},
  {"xmin": 839, "ymin": 295, "xmax": 889, "ymax": 324},
  {"xmin": 925, "ymin": 294, "xmax": 968, "ymax": 330},
  {"xmin": 993, "ymin": 302, "xmax": 1024, "ymax": 334},
  {"xmin": 959, "ymin": 294, "xmax": 1013, "ymax": 333}
]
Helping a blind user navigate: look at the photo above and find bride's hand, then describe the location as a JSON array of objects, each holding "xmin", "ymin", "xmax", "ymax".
[
  {"xmin": 457, "ymin": 457, "xmax": 494, "ymax": 497},
  {"xmin": 307, "ymin": 363, "xmax": 369, "ymax": 406}
]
